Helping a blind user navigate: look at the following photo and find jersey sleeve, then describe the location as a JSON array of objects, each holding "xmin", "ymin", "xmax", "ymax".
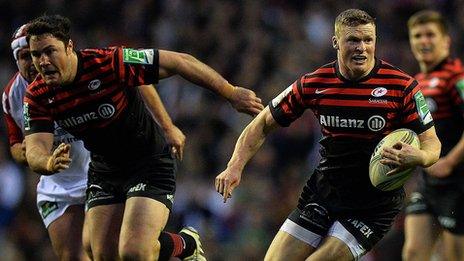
[
  {"xmin": 115, "ymin": 47, "xmax": 159, "ymax": 87},
  {"xmin": 2, "ymin": 92, "xmax": 23, "ymax": 145},
  {"xmin": 23, "ymin": 89, "xmax": 54, "ymax": 135},
  {"xmin": 401, "ymin": 79, "xmax": 434, "ymax": 134},
  {"xmin": 268, "ymin": 75, "xmax": 307, "ymax": 127}
]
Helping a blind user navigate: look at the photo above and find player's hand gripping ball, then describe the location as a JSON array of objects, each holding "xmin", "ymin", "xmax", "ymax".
[{"xmin": 369, "ymin": 128, "xmax": 420, "ymax": 191}]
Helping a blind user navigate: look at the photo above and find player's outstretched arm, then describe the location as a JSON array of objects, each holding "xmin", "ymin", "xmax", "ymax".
[
  {"xmin": 381, "ymin": 126, "xmax": 441, "ymax": 176},
  {"xmin": 25, "ymin": 133, "xmax": 71, "ymax": 175},
  {"xmin": 157, "ymin": 50, "xmax": 264, "ymax": 116},
  {"xmin": 215, "ymin": 107, "xmax": 279, "ymax": 202},
  {"xmin": 138, "ymin": 84, "xmax": 186, "ymax": 160}
]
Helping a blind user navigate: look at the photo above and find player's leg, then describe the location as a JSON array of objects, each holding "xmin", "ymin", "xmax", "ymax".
[
  {"xmin": 82, "ymin": 212, "xmax": 92, "ymax": 260},
  {"xmin": 118, "ymin": 152, "xmax": 203, "ymax": 260},
  {"xmin": 264, "ymin": 203, "xmax": 331, "ymax": 261},
  {"xmin": 118, "ymin": 197, "xmax": 169, "ymax": 260},
  {"xmin": 441, "ymin": 231, "xmax": 464, "ymax": 261},
  {"xmin": 86, "ymin": 203, "xmax": 124, "ymax": 261},
  {"xmin": 306, "ymin": 236, "xmax": 352, "ymax": 261},
  {"xmin": 47, "ymin": 204, "xmax": 86, "ymax": 260},
  {"xmin": 402, "ymin": 214, "xmax": 437, "ymax": 261},
  {"xmin": 265, "ymin": 230, "xmax": 317, "ymax": 260}
]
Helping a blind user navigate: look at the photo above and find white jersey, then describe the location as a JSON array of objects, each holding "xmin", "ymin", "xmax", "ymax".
[{"xmin": 2, "ymin": 72, "xmax": 89, "ymax": 225}]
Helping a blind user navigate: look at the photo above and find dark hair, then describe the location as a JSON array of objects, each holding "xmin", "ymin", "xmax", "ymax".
[
  {"xmin": 335, "ymin": 9, "xmax": 375, "ymax": 36},
  {"xmin": 408, "ymin": 10, "xmax": 448, "ymax": 35},
  {"xmin": 26, "ymin": 14, "xmax": 71, "ymax": 45}
]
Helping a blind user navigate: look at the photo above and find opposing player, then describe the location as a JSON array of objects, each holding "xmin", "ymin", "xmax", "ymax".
[
  {"xmin": 23, "ymin": 15, "xmax": 263, "ymax": 260},
  {"xmin": 402, "ymin": 10, "xmax": 464, "ymax": 261},
  {"xmin": 215, "ymin": 9, "xmax": 441, "ymax": 260},
  {"xmin": 3, "ymin": 23, "xmax": 90, "ymax": 260}
]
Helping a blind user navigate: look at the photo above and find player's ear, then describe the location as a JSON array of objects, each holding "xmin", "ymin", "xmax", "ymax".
[
  {"xmin": 66, "ymin": 39, "xmax": 73, "ymax": 55},
  {"xmin": 332, "ymin": 36, "xmax": 339, "ymax": 50}
]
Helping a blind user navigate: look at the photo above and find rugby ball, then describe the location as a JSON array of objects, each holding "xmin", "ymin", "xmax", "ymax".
[{"xmin": 369, "ymin": 128, "xmax": 420, "ymax": 191}]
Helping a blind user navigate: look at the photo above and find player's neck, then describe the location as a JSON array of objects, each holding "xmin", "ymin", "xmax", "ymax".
[
  {"xmin": 62, "ymin": 51, "xmax": 78, "ymax": 85},
  {"xmin": 420, "ymin": 54, "xmax": 448, "ymax": 73}
]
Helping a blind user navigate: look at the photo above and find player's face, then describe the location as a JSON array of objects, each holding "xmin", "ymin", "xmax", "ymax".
[
  {"xmin": 334, "ymin": 23, "xmax": 376, "ymax": 80},
  {"xmin": 409, "ymin": 22, "xmax": 450, "ymax": 65},
  {"xmin": 29, "ymin": 34, "xmax": 74, "ymax": 86},
  {"xmin": 16, "ymin": 48, "xmax": 38, "ymax": 83}
]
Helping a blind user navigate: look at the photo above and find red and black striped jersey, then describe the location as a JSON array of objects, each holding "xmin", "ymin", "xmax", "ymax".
[
  {"xmin": 24, "ymin": 47, "xmax": 165, "ymax": 162},
  {"xmin": 415, "ymin": 57, "xmax": 464, "ymax": 183},
  {"xmin": 269, "ymin": 58, "xmax": 433, "ymax": 181}
]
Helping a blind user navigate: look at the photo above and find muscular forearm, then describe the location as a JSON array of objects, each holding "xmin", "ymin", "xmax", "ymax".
[
  {"xmin": 420, "ymin": 137, "xmax": 441, "ymax": 167},
  {"xmin": 160, "ymin": 51, "xmax": 234, "ymax": 99},
  {"xmin": 227, "ymin": 108, "xmax": 277, "ymax": 171},
  {"xmin": 10, "ymin": 143, "xmax": 28, "ymax": 166},
  {"xmin": 138, "ymin": 85, "xmax": 174, "ymax": 131},
  {"xmin": 26, "ymin": 145, "xmax": 53, "ymax": 175}
]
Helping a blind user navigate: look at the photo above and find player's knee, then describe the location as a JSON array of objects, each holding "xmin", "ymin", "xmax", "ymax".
[
  {"xmin": 402, "ymin": 244, "xmax": 422, "ymax": 261},
  {"xmin": 119, "ymin": 241, "xmax": 156, "ymax": 261},
  {"xmin": 55, "ymin": 248, "xmax": 82, "ymax": 261},
  {"xmin": 92, "ymin": 248, "xmax": 119, "ymax": 261}
]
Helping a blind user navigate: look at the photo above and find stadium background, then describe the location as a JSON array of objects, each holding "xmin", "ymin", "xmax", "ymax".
[{"xmin": 1, "ymin": 0, "xmax": 464, "ymax": 260}]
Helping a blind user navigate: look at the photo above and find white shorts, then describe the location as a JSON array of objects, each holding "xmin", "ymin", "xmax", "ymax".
[
  {"xmin": 36, "ymin": 176, "xmax": 87, "ymax": 228},
  {"xmin": 280, "ymin": 219, "xmax": 366, "ymax": 260}
]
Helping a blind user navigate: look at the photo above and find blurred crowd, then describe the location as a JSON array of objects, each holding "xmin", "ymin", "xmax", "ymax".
[{"xmin": 1, "ymin": 0, "xmax": 464, "ymax": 260}]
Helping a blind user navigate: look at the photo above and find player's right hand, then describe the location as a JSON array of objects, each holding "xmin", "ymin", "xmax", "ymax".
[
  {"xmin": 46, "ymin": 142, "xmax": 72, "ymax": 174},
  {"xmin": 228, "ymin": 86, "xmax": 264, "ymax": 116},
  {"xmin": 215, "ymin": 168, "xmax": 242, "ymax": 203},
  {"xmin": 165, "ymin": 124, "xmax": 186, "ymax": 161}
]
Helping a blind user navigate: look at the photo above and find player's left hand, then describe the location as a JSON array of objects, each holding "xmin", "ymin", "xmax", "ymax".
[
  {"xmin": 228, "ymin": 86, "xmax": 264, "ymax": 116},
  {"xmin": 164, "ymin": 125, "xmax": 186, "ymax": 161},
  {"xmin": 425, "ymin": 158, "xmax": 453, "ymax": 178},
  {"xmin": 380, "ymin": 141, "xmax": 423, "ymax": 176},
  {"xmin": 215, "ymin": 168, "xmax": 242, "ymax": 203}
]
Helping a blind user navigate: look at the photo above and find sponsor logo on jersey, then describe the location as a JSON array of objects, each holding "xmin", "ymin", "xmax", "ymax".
[
  {"xmin": 88, "ymin": 79, "xmax": 101, "ymax": 90},
  {"xmin": 128, "ymin": 183, "xmax": 147, "ymax": 193},
  {"xmin": 319, "ymin": 115, "xmax": 385, "ymax": 131},
  {"xmin": 438, "ymin": 216, "xmax": 456, "ymax": 229},
  {"xmin": 315, "ymin": 88, "xmax": 329, "ymax": 94},
  {"xmin": 57, "ymin": 104, "xmax": 116, "ymax": 128},
  {"xmin": 40, "ymin": 201, "xmax": 59, "ymax": 219},
  {"xmin": 167, "ymin": 194, "xmax": 174, "ymax": 203},
  {"xmin": 371, "ymin": 87, "xmax": 387, "ymax": 97},
  {"xmin": 429, "ymin": 77, "xmax": 440, "ymax": 88},
  {"xmin": 123, "ymin": 48, "xmax": 154, "ymax": 65},
  {"xmin": 271, "ymin": 85, "xmax": 293, "ymax": 107},
  {"xmin": 347, "ymin": 218, "xmax": 374, "ymax": 238},
  {"xmin": 414, "ymin": 91, "xmax": 433, "ymax": 125},
  {"xmin": 98, "ymin": 103, "xmax": 115, "ymax": 119},
  {"xmin": 23, "ymin": 102, "xmax": 31, "ymax": 131}
]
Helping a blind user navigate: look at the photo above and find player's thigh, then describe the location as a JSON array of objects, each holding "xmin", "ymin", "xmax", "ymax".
[
  {"xmin": 404, "ymin": 213, "xmax": 438, "ymax": 249},
  {"xmin": 86, "ymin": 203, "xmax": 125, "ymax": 257},
  {"xmin": 119, "ymin": 197, "xmax": 170, "ymax": 253},
  {"xmin": 47, "ymin": 204, "xmax": 85, "ymax": 258},
  {"xmin": 265, "ymin": 230, "xmax": 316, "ymax": 261},
  {"xmin": 306, "ymin": 236, "xmax": 353, "ymax": 261},
  {"xmin": 441, "ymin": 231, "xmax": 464, "ymax": 261},
  {"xmin": 82, "ymin": 213, "xmax": 92, "ymax": 260}
]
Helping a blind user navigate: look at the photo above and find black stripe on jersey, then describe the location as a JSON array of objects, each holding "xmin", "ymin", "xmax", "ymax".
[
  {"xmin": 403, "ymin": 80, "xmax": 418, "ymax": 97},
  {"xmin": 52, "ymin": 78, "xmax": 119, "ymax": 108},
  {"xmin": 302, "ymin": 82, "xmax": 409, "ymax": 91},
  {"xmin": 82, "ymin": 58, "xmax": 113, "ymax": 76},
  {"xmin": 372, "ymin": 74, "xmax": 411, "ymax": 80},
  {"xmin": 306, "ymin": 94, "xmax": 403, "ymax": 103}
]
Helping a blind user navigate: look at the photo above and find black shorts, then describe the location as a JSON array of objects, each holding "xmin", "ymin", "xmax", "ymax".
[
  {"xmin": 405, "ymin": 181, "xmax": 464, "ymax": 234},
  {"xmin": 286, "ymin": 170, "xmax": 404, "ymax": 255},
  {"xmin": 86, "ymin": 151, "xmax": 177, "ymax": 210}
]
